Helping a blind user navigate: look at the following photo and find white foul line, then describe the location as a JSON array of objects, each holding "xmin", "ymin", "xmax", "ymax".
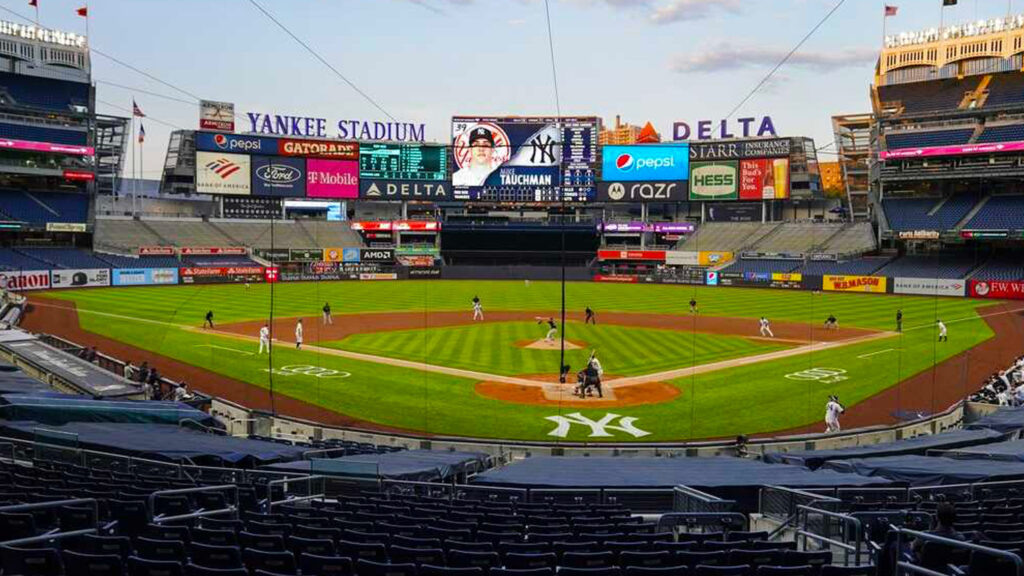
[
  {"xmin": 193, "ymin": 344, "xmax": 254, "ymax": 356},
  {"xmin": 857, "ymin": 348, "xmax": 897, "ymax": 359}
]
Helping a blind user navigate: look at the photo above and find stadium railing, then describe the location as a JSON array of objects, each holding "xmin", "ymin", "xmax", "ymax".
[
  {"xmin": 0, "ymin": 498, "xmax": 100, "ymax": 547},
  {"xmin": 894, "ymin": 528, "xmax": 1023, "ymax": 576},
  {"xmin": 148, "ymin": 484, "xmax": 240, "ymax": 524},
  {"xmin": 760, "ymin": 486, "xmax": 842, "ymax": 523},
  {"xmin": 656, "ymin": 512, "xmax": 748, "ymax": 536},
  {"xmin": 264, "ymin": 474, "xmax": 325, "ymax": 512},
  {"xmin": 673, "ymin": 485, "xmax": 737, "ymax": 513},
  {"xmin": 796, "ymin": 504, "xmax": 866, "ymax": 566}
]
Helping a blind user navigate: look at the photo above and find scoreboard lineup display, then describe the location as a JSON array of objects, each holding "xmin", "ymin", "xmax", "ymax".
[
  {"xmin": 359, "ymin": 143, "xmax": 447, "ymax": 181},
  {"xmin": 450, "ymin": 116, "xmax": 598, "ymax": 202}
]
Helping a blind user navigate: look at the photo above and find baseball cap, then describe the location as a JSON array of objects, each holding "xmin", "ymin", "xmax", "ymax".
[{"xmin": 469, "ymin": 127, "xmax": 495, "ymax": 146}]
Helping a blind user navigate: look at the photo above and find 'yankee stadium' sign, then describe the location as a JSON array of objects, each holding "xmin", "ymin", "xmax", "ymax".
[{"xmin": 245, "ymin": 112, "xmax": 425, "ymax": 142}]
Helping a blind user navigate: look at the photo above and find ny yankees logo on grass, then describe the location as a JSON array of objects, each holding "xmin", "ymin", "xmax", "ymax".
[
  {"xmin": 545, "ymin": 412, "xmax": 651, "ymax": 438},
  {"xmin": 263, "ymin": 365, "xmax": 351, "ymax": 379}
]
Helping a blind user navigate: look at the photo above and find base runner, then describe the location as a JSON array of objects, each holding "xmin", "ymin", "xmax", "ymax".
[
  {"xmin": 759, "ymin": 316, "xmax": 774, "ymax": 338},
  {"xmin": 472, "ymin": 296, "xmax": 483, "ymax": 321},
  {"xmin": 295, "ymin": 319, "xmax": 303, "ymax": 350}
]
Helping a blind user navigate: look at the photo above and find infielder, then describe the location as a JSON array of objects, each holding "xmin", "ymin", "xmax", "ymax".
[
  {"xmin": 584, "ymin": 306, "xmax": 596, "ymax": 325},
  {"xmin": 204, "ymin": 310, "xmax": 214, "ymax": 329},
  {"xmin": 896, "ymin": 309, "xmax": 903, "ymax": 333},
  {"xmin": 825, "ymin": 395, "xmax": 845, "ymax": 433},
  {"xmin": 258, "ymin": 324, "xmax": 270, "ymax": 354},
  {"xmin": 539, "ymin": 317, "xmax": 557, "ymax": 342},
  {"xmin": 938, "ymin": 319, "xmax": 948, "ymax": 342},
  {"xmin": 689, "ymin": 298, "xmax": 698, "ymax": 314},
  {"xmin": 295, "ymin": 319, "xmax": 303, "ymax": 350},
  {"xmin": 323, "ymin": 302, "xmax": 333, "ymax": 325},
  {"xmin": 472, "ymin": 296, "xmax": 483, "ymax": 321},
  {"xmin": 759, "ymin": 316, "xmax": 774, "ymax": 338}
]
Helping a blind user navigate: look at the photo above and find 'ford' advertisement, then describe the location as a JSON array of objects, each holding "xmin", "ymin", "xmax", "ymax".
[{"xmin": 251, "ymin": 156, "xmax": 306, "ymax": 197}]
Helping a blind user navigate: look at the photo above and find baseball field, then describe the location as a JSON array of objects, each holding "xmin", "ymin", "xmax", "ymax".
[{"xmin": 20, "ymin": 280, "xmax": 1022, "ymax": 442}]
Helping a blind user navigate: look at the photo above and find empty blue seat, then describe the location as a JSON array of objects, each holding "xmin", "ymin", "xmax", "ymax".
[
  {"xmin": 1, "ymin": 545, "xmax": 64, "ymax": 576},
  {"xmin": 355, "ymin": 559, "xmax": 417, "ymax": 576},
  {"xmin": 127, "ymin": 555, "xmax": 184, "ymax": 576},
  {"xmin": 188, "ymin": 543, "xmax": 242, "ymax": 570},
  {"xmin": 243, "ymin": 549, "xmax": 296, "ymax": 575},
  {"xmin": 183, "ymin": 565, "xmax": 248, "ymax": 576},
  {"xmin": 61, "ymin": 550, "xmax": 122, "ymax": 576},
  {"xmin": 298, "ymin": 552, "xmax": 353, "ymax": 575}
]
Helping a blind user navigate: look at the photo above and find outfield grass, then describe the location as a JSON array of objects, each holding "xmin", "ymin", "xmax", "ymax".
[
  {"xmin": 330, "ymin": 321, "xmax": 790, "ymax": 376},
  {"xmin": 35, "ymin": 281, "xmax": 998, "ymax": 442}
]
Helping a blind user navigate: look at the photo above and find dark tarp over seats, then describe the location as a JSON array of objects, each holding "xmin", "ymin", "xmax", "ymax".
[
  {"xmin": 967, "ymin": 407, "xmax": 1024, "ymax": 434},
  {"xmin": 940, "ymin": 439, "xmax": 1024, "ymax": 463},
  {"xmin": 821, "ymin": 454, "xmax": 1024, "ymax": 485},
  {"xmin": 0, "ymin": 362, "xmax": 54, "ymax": 395},
  {"xmin": 0, "ymin": 421, "xmax": 306, "ymax": 466},
  {"xmin": 0, "ymin": 394, "xmax": 219, "ymax": 427},
  {"xmin": 263, "ymin": 449, "xmax": 489, "ymax": 482},
  {"xmin": 763, "ymin": 428, "xmax": 1006, "ymax": 469},
  {"xmin": 471, "ymin": 456, "xmax": 892, "ymax": 510}
]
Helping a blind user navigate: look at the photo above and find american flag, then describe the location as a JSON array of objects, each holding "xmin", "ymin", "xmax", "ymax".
[
  {"xmin": 884, "ymin": 5, "xmax": 898, "ymax": 16},
  {"xmin": 132, "ymin": 99, "xmax": 145, "ymax": 118},
  {"xmin": 138, "ymin": 123, "xmax": 145, "ymax": 144}
]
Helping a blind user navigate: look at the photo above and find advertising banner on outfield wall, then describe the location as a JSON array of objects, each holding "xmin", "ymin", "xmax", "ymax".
[
  {"xmin": 0, "ymin": 270, "xmax": 50, "ymax": 291},
  {"xmin": 719, "ymin": 272, "xmax": 771, "ymax": 287},
  {"xmin": 112, "ymin": 268, "xmax": 179, "ymax": 286},
  {"xmin": 593, "ymin": 274, "xmax": 639, "ymax": 283},
  {"xmin": 644, "ymin": 267, "xmax": 705, "ymax": 285},
  {"xmin": 823, "ymin": 275, "xmax": 887, "ymax": 294},
  {"xmin": 698, "ymin": 251, "xmax": 733, "ymax": 266},
  {"xmin": 895, "ymin": 278, "xmax": 966, "ymax": 298},
  {"xmin": 970, "ymin": 280, "xmax": 1024, "ymax": 300},
  {"xmin": 51, "ymin": 268, "xmax": 110, "ymax": 289},
  {"xmin": 597, "ymin": 250, "xmax": 666, "ymax": 262},
  {"xmin": 665, "ymin": 251, "xmax": 699, "ymax": 266},
  {"xmin": 180, "ymin": 267, "xmax": 265, "ymax": 285}
]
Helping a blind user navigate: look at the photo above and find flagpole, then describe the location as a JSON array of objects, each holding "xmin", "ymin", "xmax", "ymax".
[{"xmin": 130, "ymin": 107, "xmax": 136, "ymax": 215}]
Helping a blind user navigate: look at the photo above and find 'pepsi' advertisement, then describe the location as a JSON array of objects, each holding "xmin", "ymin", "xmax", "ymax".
[
  {"xmin": 601, "ymin": 145, "xmax": 689, "ymax": 182},
  {"xmin": 195, "ymin": 132, "xmax": 277, "ymax": 155}
]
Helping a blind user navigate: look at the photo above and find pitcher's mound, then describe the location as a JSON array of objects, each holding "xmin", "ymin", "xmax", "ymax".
[{"xmin": 517, "ymin": 339, "xmax": 585, "ymax": 350}]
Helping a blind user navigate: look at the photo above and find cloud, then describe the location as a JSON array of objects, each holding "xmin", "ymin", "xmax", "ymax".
[
  {"xmin": 670, "ymin": 44, "xmax": 877, "ymax": 73},
  {"xmin": 649, "ymin": 0, "xmax": 741, "ymax": 24},
  {"xmin": 398, "ymin": 0, "xmax": 472, "ymax": 14},
  {"xmin": 508, "ymin": 18, "xmax": 528, "ymax": 25}
]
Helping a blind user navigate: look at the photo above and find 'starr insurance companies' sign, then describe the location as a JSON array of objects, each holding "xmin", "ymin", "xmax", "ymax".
[{"xmin": 245, "ymin": 111, "xmax": 426, "ymax": 142}]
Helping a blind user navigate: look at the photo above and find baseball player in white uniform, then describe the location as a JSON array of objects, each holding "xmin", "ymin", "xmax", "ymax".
[
  {"xmin": 258, "ymin": 324, "xmax": 270, "ymax": 354},
  {"xmin": 589, "ymin": 352, "xmax": 603, "ymax": 378},
  {"xmin": 825, "ymin": 395, "xmax": 845, "ymax": 433},
  {"xmin": 937, "ymin": 320, "xmax": 948, "ymax": 342},
  {"xmin": 472, "ymin": 296, "xmax": 484, "ymax": 321},
  {"xmin": 542, "ymin": 317, "xmax": 558, "ymax": 342},
  {"xmin": 759, "ymin": 317, "xmax": 774, "ymax": 338},
  {"xmin": 295, "ymin": 319, "xmax": 303, "ymax": 350}
]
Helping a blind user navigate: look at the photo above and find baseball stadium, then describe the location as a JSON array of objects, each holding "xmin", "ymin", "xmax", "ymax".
[{"xmin": 3, "ymin": 2, "xmax": 1024, "ymax": 575}]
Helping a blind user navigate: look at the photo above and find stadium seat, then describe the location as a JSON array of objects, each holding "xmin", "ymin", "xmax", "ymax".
[
  {"xmin": 147, "ymin": 523, "xmax": 190, "ymax": 544},
  {"xmin": 298, "ymin": 553, "xmax": 354, "ymax": 576},
  {"xmin": 488, "ymin": 569, "xmax": 554, "ymax": 576},
  {"xmin": 502, "ymin": 552, "xmax": 557, "ymax": 570},
  {"xmin": 0, "ymin": 511, "xmax": 38, "ymax": 539},
  {"xmin": 389, "ymin": 546, "xmax": 446, "ymax": 566},
  {"xmin": 191, "ymin": 528, "xmax": 237, "ymax": 547},
  {"xmin": 188, "ymin": 543, "xmax": 243, "ymax": 570},
  {"xmin": 127, "ymin": 556, "xmax": 184, "ymax": 576},
  {"xmin": 183, "ymin": 565, "xmax": 249, "ymax": 576},
  {"xmin": 61, "ymin": 550, "xmax": 123, "ymax": 576},
  {"xmin": 337, "ymin": 540, "xmax": 389, "ymax": 562},
  {"xmin": 620, "ymin": 551, "xmax": 674, "ymax": 569},
  {"xmin": 560, "ymin": 551, "xmax": 615, "ymax": 568},
  {"xmin": 757, "ymin": 567, "xmax": 815, "ymax": 576},
  {"xmin": 418, "ymin": 565, "xmax": 485, "ymax": 576},
  {"xmin": 781, "ymin": 551, "xmax": 832, "ymax": 569},
  {"xmin": 819, "ymin": 567, "xmax": 874, "ymax": 576},
  {"xmin": 77, "ymin": 534, "xmax": 133, "ymax": 559},
  {"xmin": 242, "ymin": 549, "xmax": 297, "ymax": 574},
  {"xmin": 694, "ymin": 566, "xmax": 751, "ymax": 576},
  {"xmin": 0, "ymin": 545, "xmax": 64, "ymax": 576},
  {"xmin": 239, "ymin": 531, "xmax": 286, "ymax": 552},
  {"xmin": 355, "ymin": 559, "xmax": 417, "ymax": 576},
  {"xmin": 135, "ymin": 537, "xmax": 187, "ymax": 563},
  {"xmin": 679, "ymin": 551, "xmax": 729, "ymax": 567},
  {"xmin": 287, "ymin": 535, "xmax": 335, "ymax": 557},
  {"xmin": 448, "ymin": 550, "xmax": 501, "ymax": 569},
  {"xmin": 624, "ymin": 566, "xmax": 693, "ymax": 576},
  {"xmin": 965, "ymin": 550, "xmax": 1020, "ymax": 576},
  {"xmin": 561, "ymin": 568, "xmax": 621, "ymax": 576},
  {"xmin": 253, "ymin": 570, "xmax": 300, "ymax": 576}
]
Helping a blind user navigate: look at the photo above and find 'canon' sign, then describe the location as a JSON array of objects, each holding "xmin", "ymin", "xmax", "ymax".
[{"xmin": 0, "ymin": 271, "xmax": 50, "ymax": 291}]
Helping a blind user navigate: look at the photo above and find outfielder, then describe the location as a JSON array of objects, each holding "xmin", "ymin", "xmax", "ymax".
[
  {"xmin": 539, "ymin": 317, "xmax": 557, "ymax": 342},
  {"xmin": 759, "ymin": 316, "xmax": 774, "ymax": 338},
  {"xmin": 938, "ymin": 319, "xmax": 948, "ymax": 342},
  {"xmin": 825, "ymin": 395, "xmax": 845, "ymax": 433},
  {"xmin": 258, "ymin": 324, "xmax": 270, "ymax": 354},
  {"xmin": 472, "ymin": 296, "xmax": 484, "ymax": 321},
  {"xmin": 322, "ymin": 302, "xmax": 332, "ymax": 325},
  {"xmin": 295, "ymin": 319, "xmax": 303, "ymax": 350}
]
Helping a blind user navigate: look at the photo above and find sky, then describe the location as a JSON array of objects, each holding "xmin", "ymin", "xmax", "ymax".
[{"xmin": 4, "ymin": 0, "xmax": 1016, "ymax": 178}]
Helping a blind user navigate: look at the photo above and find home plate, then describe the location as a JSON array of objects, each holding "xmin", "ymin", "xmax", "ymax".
[
  {"xmin": 542, "ymin": 382, "xmax": 617, "ymax": 402},
  {"xmin": 522, "ymin": 339, "xmax": 583, "ymax": 350}
]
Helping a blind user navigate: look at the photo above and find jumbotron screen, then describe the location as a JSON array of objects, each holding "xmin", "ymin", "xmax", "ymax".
[
  {"xmin": 359, "ymin": 143, "xmax": 447, "ymax": 181},
  {"xmin": 450, "ymin": 116, "xmax": 598, "ymax": 202}
]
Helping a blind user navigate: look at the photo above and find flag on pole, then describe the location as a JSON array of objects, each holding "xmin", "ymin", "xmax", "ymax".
[
  {"xmin": 884, "ymin": 5, "xmax": 898, "ymax": 16},
  {"xmin": 132, "ymin": 100, "xmax": 145, "ymax": 118},
  {"xmin": 28, "ymin": 0, "xmax": 37, "ymax": 7},
  {"xmin": 76, "ymin": 6, "xmax": 87, "ymax": 16},
  {"xmin": 138, "ymin": 123, "xmax": 145, "ymax": 144},
  {"xmin": 943, "ymin": 0, "xmax": 957, "ymax": 6}
]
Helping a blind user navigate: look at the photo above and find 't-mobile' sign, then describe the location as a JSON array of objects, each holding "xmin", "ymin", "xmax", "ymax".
[{"xmin": 880, "ymin": 140, "xmax": 1024, "ymax": 160}]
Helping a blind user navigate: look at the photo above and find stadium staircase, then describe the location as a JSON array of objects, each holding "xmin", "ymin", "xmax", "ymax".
[
  {"xmin": 23, "ymin": 192, "xmax": 61, "ymax": 221},
  {"xmin": 955, "ymin": 195, "xmax": 991, "ymax": 231},
  {"xmin": 968, "ymin": 122, "xmax": 985, "ymax": 144},
  {"xmin": 138, "ymin": 219, "xmax": 173, "ymax": 246},
  {"xmin": 809, "ymin": 225, "xmax": 848, "ymax": 255},
  {"xmin": 208, "ymin": 221, "xmax": 243, "ymax": 246},
  {"xmin": 739, "ymin": 222, "xmax": 784, "ymax": 252}
]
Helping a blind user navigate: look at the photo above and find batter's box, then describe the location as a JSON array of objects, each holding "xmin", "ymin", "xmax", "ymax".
[{"xmin": 542, "ymin": 382, "xmax": 618, "ymax": 402}]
